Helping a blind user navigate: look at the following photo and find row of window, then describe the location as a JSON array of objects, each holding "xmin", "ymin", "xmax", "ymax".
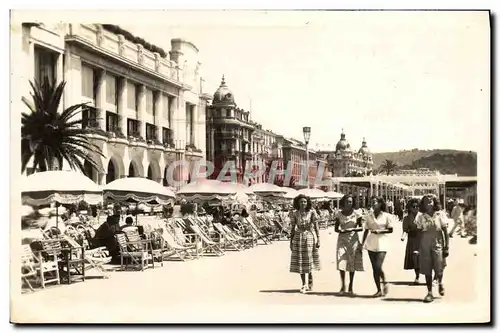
[
  {"xmin": 81, "ymin": 107, "xmax": 173, "ymax": 143},
  {"xmin": 33, "ymin": 44, "xmax": 195, "ymax": 147}
]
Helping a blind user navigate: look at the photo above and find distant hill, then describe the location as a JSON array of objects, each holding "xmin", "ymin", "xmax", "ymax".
[{"xmin": 372, "ymin": 149, "xmax": 477, "ymax": 176}]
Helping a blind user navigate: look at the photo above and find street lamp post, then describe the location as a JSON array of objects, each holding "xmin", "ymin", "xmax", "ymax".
[{"xmin": 302, "ymin": 126, "xmax": 311, "ymax": 189}]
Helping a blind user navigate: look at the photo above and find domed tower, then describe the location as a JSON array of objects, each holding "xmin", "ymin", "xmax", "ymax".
[
  {"xmin": 335, "ymin": 129, "xmax": 351, "ymax": 152},
  {"xmin": 212, "ymin": 75, "xmax": 236, "ymax": 108},
  {"xmin": 358, "ymin": 137, "xmax": 370, "ymax": 155},
  {"xmin": 206, "ymin": 75, "xmax": 254, "ymax": 183},
  {"xmin": 358, "ymin": 137, "xmax": 374, "ymax": 175}
]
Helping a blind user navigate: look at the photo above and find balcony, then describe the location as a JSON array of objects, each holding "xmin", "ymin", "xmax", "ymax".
[
  {"xmin": 210, "ymin": 115, "xmax": 255, "ymax": 130},
  {"xmin": 185, "ymin": 143, "xmax": 204, "ymax": 160},
  {"xmin": 65, "ymin": 24, "xmax": 182, "ymax": 86},
  {"xmin": 217, "ymin": 130, "xmax": 239, "ymax": 140}
]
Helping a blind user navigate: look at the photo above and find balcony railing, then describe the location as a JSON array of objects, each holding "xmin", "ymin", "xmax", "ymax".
[{"xmin": 67, "ymin": 24, "xmax": 181, "ymax": 83}]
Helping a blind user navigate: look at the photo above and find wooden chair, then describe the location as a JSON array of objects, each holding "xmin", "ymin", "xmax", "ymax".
[
  {"xmin": 115, "ymin": 233, "xmax": 153, "ymax": 271},
  {"xmin": 29, "ymin": 240, "xmax": 61, "ymax": 288},
  {"xmin": 63, "ymin": 235, "xmax": 110, "ymax": 278},
  {"xmin": 21, "ymin": 245, "xmax": 40, "ymax": 291}
]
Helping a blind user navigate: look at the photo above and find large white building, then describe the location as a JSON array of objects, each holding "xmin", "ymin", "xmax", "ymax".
[{"xmin": 14, "ymin": 23, "xmax": 211, "ymax": 188}]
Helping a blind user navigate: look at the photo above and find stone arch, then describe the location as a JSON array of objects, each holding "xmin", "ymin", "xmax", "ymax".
[
  {"xmin": 106, "ymin": 155, "xmax": 125, "ymax": 184},
  {"xmin": 106, "ymin": 159, "xmax": 117, "ymax": 184},
  {"xmin": 128, "ymin": 159, "xmax": 144, "ymax": 178},
  {"xmin": 83, "ymin": 160, "xmax": 98, "ymax": 183},
  {"xmin": 147, "ymin": 159, "xmax": 162, "ymax": 183}
]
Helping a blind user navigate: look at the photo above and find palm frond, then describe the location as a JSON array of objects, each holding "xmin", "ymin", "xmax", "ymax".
[{"xmin": 22, "ymin": 78, "xmax": 105, "ymax": 174}]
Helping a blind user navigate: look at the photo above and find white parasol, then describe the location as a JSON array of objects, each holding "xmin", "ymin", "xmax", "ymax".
[
  {"xmin": 324, "ymin": 191, "xmax": 344, "ymax": 199},
  {"xmin": 177, "ymin": 179, "xmax": 237, "ymax": 202},
  {"xmin": 249, "ymin": 183, "xmax": 287, "ymax": 198},
  {"xmin": 283, "ymin": 188, "xmax": 300, "ymax": 200},
  {"xmin": 297, "ymin": 188, "xmax": 327, "ymax": 200},
  {"xmin": 21, "ymin": 170, "xmax": 102, "ymax": 206},
  {"xmin": 103, "ymin": 177, "xmax": 175, "ymax": 205}
]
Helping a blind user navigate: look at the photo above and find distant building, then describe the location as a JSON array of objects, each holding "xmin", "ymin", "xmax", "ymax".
[
  {"xmin": 317, "ymin": 130, "xmax": 374, "ymax": 177},
  {"xmin": 251, "ymin": 125, "xmax": 284, "ymax": 184},
  {"xmin": 281, "ymin": 138, "xmax": 320, "ymax": 189},
  {"xmin": 206, "ymin": 76, "xmax": 254, "ymax": 183},
  {"xmin": 394, "ymin": 168, "xmax": 440, "ymax": 176}
]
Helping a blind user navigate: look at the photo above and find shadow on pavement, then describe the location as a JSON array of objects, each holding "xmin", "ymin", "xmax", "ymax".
[
  {"xmin": 381, "ymin": 297, "xmax": 424, "ymax": 303},
  {"xmin": 307, "ymin": 292, "xmax": 376, "ymax": 299},
  {"xmin": 388, "ymin": 281, "xmax": 425, "ymax": 286},
  {"xmin": 260, "ymin": 289, "xmax": 298, "ymax": 294}
]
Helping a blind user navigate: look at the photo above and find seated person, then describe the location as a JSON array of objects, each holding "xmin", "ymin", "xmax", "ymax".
[
  {"xmin": 121, "ymin": 216, "xmax": 138, "ymax": 234},
  {"xmin": 94, "ymin": 215, "xmax": 121, "ymax": 261}
]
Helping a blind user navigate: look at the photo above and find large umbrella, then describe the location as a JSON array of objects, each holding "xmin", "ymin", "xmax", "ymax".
[
  {"xmin": 103, "ymin": 177, "xmax": 175, "ymax": 205},
  {"xmin": 21, "ymin": 170, "xmax": 102, "ymax": 206},
  {"xmin": 177, "ymin": 179, "xmax": 237, "ymax": 202},
  {"xmin": 219, "ymin": 182, "xmax": 253, "ymax": 203},
  {"xmin": 297, "ymin": 188, "xmax": 327, "ymax": 200},
  {"xmin": 249, "ymin": 183, "xmax": 287, "ymax": 198},
  {"xmin": 283, "ymin": 188, "xmax": 300, "ymax": 200},
  {"xmin": 325, "ymin": 191, "xmax": 344, "ymax": 199}
]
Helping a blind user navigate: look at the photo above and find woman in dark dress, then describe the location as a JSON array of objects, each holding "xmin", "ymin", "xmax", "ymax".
[{"xmin": 400, "ymin": 198, "xmax": 420, "ymax": 284}]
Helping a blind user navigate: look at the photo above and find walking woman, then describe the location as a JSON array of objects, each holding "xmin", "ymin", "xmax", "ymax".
[
  {"xmin": 334, "ymin": 194, "xmax": 364, "ymax": 296},
  {"xmin": 400, "ymin": 198, "xmax": 421, "ymax": 284},
  {"xmin": 415, "ymin": 195, "xmax": 449, "ymax": 303},
  {"xmin": 289, "ymin": 194, "xmax": 321, "ymax": 293},
  {"xmin": 362, "ymin": 196, "xmax": 394, "ymax": 297}
]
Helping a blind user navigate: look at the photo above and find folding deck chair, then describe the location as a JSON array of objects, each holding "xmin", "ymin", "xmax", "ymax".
[
  {"xmin": 184, "ymin": 218, "xmax": 224, "ymax": 256},
  {"xmin": 244, "ymin": 217, "xmax": 272, "ymax": 245},
  {"xmin": 272, "ymin": 219, "xmax": 291, "ymax": 241},
  {"xmin": 160, "ymin": 228, "xmax": 198, "ymax": 261},
  {"xmin": 213, "ymin": 222, "xmax": 244, "ymax": 251},
  {"xmin": 63, "ymin": 235, "xmax": 111, "ymax": 278}
]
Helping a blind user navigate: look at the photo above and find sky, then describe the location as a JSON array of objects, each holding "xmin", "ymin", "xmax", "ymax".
[{"xmin": 120, "ymin": 10, "xmax": 489, "ymax": 153}]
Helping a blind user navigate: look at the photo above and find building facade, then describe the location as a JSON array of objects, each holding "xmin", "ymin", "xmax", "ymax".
[
  {"xmin": 251, "ymin": 125, "xmax": 284, "ymax": 184},
  {"xmin": 281, "ymin": 138, "xmax": 320, "ymax": 189},
  {"xmin": 15, "ymin": 23, "xmax": 210, "ymax": 189},
  {"xmin": 318, "ymin": 130, "xmax": 374, "ymax": 177},
  {"xmin": 206, "ymin": 77, "xmax": 254, "ymax": 183}
]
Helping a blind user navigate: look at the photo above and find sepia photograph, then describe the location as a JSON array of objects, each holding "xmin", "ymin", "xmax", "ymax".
[{"xmin": 9, "ymin": 9, "xmax": 491, "ymax": 324}]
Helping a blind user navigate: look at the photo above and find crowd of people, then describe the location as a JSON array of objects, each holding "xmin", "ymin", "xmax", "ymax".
[{"xmin": 288, "ymin": 193, "xmax": 477, "ymax": 303}]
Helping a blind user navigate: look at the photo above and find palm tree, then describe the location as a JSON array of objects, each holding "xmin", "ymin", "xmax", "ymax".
[
  {"xmin": 21, "ymin": 78, "xmax": 104, "ymax": 173},
  {"xmin": 379, "ymin": 159, "xmax": 398, "ymax": 175}
]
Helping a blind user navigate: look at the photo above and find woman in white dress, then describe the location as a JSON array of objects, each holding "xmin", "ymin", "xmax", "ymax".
[{"xmin": 362, "ymin": 196, "xmax": 394, "ymax": 297}]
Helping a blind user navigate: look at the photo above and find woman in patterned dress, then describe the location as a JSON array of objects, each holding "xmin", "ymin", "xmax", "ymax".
[
  {"xmin": 334, "ymin": 194, "xmax": 364, "ymax": 296},
  {"xmin": 415, "ymin": 195, "xmax": 449, "ymax": 303},
  {"xmin": 400, "ymin": 198, "xmax": 421, "ymax": 284},
  {"xmin": 362, "ymin": 196, "xmax": 394, "ymax": 297},
  {"xmin": 289, "ymin": 194, "xmax": 321, "ymax": 293}
]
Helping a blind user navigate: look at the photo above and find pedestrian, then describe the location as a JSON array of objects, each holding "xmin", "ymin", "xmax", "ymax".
[
  {"xmin": 449, "ymin": 199, "xmax": 465, "ymax": 238},
  {"xmin": 334, "ymin": 194, "xmax": 364, "ymax": 296},
  {"xmin": 400, "ymin": 198, "xmax": 421, "ymax": 284},
  {"xmin": 362, "ymin": 196, "xmax": 394, "ymax": 297},
  {"xmin": 289, "ymin": 194, "xmax": 321, "ymax": 294},
  {"xmin": 415, "ymin": 194, "xmax": 449, "ymax": 303}
]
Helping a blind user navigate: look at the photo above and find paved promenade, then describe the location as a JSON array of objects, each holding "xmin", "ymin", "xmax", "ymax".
[{"xmin": 13, "ymin": 221, "xmax": 485, "ymax": 323}]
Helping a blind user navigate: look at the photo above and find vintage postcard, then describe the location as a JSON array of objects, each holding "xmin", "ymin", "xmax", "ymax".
[{"xmin": 10, "ymin": 9, "xmax": 491, "ymax": 324}]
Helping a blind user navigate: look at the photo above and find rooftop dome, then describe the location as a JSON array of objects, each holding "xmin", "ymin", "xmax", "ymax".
[
  {"xmin": 213, "ymin": 75, "xmax": 235, "ymax": 106},
  {"xmin": 358, "ymin": 137, "xmax": 371, "ymax": 155},
  {"xmin": 335, "ymin": 130, "xmax": 351, "ymax": 151}
]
